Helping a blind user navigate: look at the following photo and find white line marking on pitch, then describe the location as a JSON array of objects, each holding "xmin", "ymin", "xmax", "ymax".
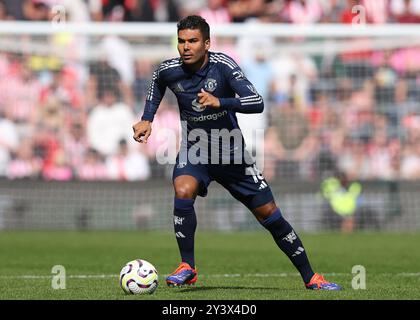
[{"xmin": 1, "ymin": 272, "xmax": 420, "ymax": 279}]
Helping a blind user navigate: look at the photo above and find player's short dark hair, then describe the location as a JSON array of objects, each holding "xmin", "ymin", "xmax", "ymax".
[{"xmin": 177, "ymin": 15, "xmax": 210, "ymax": 40}]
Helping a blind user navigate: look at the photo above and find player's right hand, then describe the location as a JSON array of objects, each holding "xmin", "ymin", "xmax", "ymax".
[{"xmin": 132, "ymin": 120, "xmax": 152, "ymax": 144}]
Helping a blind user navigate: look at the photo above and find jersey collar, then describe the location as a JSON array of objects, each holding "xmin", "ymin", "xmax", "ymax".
[
  {"xmin": 181, "ymin": 52, "xmax": 210, "ymax": 77},
  {"xmin": 195, "ymin": 52, "xmax": 210, "ymax": 77}
]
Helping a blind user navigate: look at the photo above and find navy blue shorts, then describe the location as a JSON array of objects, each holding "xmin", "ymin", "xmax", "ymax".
[{"xmin": 172, "ymin": 157, "xmax": 274, "ymax": 210}]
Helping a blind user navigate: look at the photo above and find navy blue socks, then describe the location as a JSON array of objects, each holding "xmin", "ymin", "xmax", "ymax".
[
  {"xmin": 173, "ymin": 199, "xmax": 313, "ymax": 282},
  {"xmin": 173, "ymin": 198, "xmax": 197, "ymax": 268},
  {"xmin": 261, "ymin": 208, "xmax": 315, "ymax": 284}
]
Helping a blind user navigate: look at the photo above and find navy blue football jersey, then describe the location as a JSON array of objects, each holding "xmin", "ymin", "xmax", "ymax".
[{"xmin": 141, "ymin": 51, "xmax": 264, "ymax": 163}]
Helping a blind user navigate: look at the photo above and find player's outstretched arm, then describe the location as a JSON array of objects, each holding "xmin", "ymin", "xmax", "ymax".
[{"xmin": 132, "ymin": 120, "xmax": 152, "ymax": 144}]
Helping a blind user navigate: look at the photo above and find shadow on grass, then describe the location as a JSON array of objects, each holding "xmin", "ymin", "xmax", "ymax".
[{"xmin": 175, "ymin": 285, "xmax": 300, "ymax": 293}]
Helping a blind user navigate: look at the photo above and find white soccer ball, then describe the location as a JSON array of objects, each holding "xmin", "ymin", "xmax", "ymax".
[{"xmin": 119, "ymin": 259, "xmax": 158, "ymax": 295}]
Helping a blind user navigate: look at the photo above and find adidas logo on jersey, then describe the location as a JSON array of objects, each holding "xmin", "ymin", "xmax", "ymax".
[
  {"xmin": 258, "ymin": 181, "xmax": 268, "ymax": 190},
  {"xmin": 173, "ymin": 82, "xmax": 185, "ymax": 93},
  {"xmin": 175, "ymin": 232, "xmax": 186, "ymax": 238},
  {"xmin": 292, "ymin": 247, "xmax": 305, "ymax": 257}
]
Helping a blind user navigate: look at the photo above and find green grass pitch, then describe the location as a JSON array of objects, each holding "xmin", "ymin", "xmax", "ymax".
[{"xmin": 0, "ymin": 231, "xmax": 419, "ymax": 300}]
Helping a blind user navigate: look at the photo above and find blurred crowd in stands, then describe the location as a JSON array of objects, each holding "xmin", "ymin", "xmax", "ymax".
[
  {"xmin": 1, "ymin": 0, "xmax": 420, "ymax": 182},
  {"xmin": 1, "ymin": 0, "xmax": 420, "ymax": 24}
]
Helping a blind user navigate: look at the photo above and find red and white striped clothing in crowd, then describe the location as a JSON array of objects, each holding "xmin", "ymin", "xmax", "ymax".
[
  {"xmin": 0, "ymin": 77, "xmax": 41, "ymax": 123},
  {"xmin": 199, "ymin": 7, "xmax": 231, "ymax": 24},
  {"xmin": 362, "ymin": 0, "xmax": 388, "ymax": 24},
  {"xmin": 285, "ymin": 0, "xmax": 324, "ymax": 24},
  {"xmin": 63, "ymin": 136, "xmax": 89, "ymax": 169}
]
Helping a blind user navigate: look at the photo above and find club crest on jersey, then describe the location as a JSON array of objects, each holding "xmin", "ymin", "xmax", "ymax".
[
  {"xmin": 283, "ymin": 230, "xmax": 297, "ymax": 244},
  {"xmin": 192, "ymin": 99, "xmax": 206, "ymax": 112},
  {"xmin": 204, "ymin": 78, "xmax": 217, "ymax": 92},
  {"xmin": 174, "ymin": 216, "xmax": 185, "ymax": 225}
]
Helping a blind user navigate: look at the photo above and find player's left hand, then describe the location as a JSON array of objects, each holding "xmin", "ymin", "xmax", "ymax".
[{"xmin": 197, "ymin": 89, "xmax": 220, "ymax": 108}]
